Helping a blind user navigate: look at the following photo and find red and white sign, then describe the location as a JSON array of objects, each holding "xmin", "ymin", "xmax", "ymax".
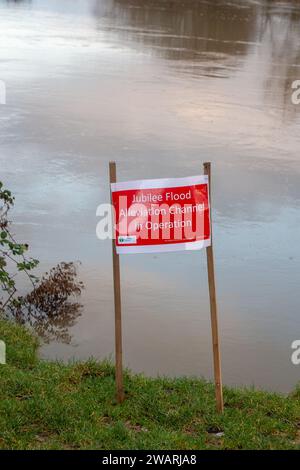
[{"xmin": 111, "ymin": 175, "xmax": 211, "ymax": 254}]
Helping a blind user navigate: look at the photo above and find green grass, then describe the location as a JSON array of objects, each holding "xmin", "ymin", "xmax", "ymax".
[{"xmin": 0, "ymin": 320, "xmax": 299, "ymax": 450}]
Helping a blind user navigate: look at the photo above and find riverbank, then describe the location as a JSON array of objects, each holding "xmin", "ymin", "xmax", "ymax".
[{"xmin": 0, "ymin": 319, "xmax": 299, "ymax": 450}]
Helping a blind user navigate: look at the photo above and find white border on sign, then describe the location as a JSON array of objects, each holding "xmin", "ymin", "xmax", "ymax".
[
  {"xmin": 111, "ymin": 175, "xmax": 208, "ymax": 192},
  {"xmin": 116, "ymin": 238, "xmax": 211, "ymax": 254}
]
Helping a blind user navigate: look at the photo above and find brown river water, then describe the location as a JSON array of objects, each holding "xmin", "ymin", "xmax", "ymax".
[{"xmin": 0, "ymin": 0, "xmax": 300, "ymax": 392}]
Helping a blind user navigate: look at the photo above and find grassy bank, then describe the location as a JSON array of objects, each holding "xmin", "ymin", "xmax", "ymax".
[{"xmin": 0, "ymin": 320, "xmax": 299, "ymax": 450}]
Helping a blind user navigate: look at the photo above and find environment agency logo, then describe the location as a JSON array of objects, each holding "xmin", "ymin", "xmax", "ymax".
[
  {"xmin": 0, "ymin": 340, "xmax": 6, "ymax": 364},
  {"xmin": 291, "ymin": 340, "xmax": 300, "ymax": 365}
]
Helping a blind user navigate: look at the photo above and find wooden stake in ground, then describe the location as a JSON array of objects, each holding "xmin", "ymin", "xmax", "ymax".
[
  {"xmin": 109, "ymin": 161, "xmax": 125, "ymax": 403},
  {"xmin": 203, "ymin": 162, "xmax": 224, "ymax": 414}
]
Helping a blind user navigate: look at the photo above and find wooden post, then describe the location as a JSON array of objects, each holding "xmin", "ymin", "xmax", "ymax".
[
  {"xmin": 203, "ymin": 162, "xmax": 224, "ymax": 414},
  {"xmin": 109, "ymin": 161, "xmax": 125, "ymax": 403}
]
